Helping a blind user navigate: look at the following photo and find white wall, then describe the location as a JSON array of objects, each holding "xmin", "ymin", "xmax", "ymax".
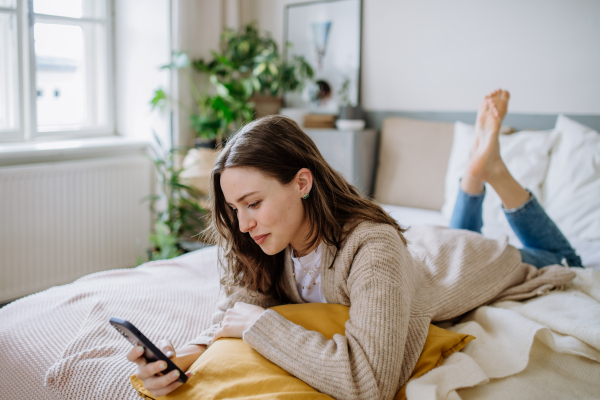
[
  {"xmin": 114, "ymin": 0, "xmax": 172, "ymax": 145},
  {"xmin": 171, "ymin": 0, "xmax": 224, "ymax": 147},
  {"xmin": 247, "ymin": 0, "xmax": 600, "ymax": 115}
]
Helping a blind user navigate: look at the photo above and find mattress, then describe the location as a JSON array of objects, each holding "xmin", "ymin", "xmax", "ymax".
[{"xmin": 381, "ymin": 204, "xmax": 600, "ymax": 271}]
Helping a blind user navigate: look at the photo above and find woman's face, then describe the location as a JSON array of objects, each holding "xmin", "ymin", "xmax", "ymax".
[{"xmin": 220, "ymin": 167, "xmax": 313, "ymax": 255}]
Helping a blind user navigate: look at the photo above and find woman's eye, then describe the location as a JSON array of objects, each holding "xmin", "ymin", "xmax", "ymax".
[{"xmin": 248, "ymin": 201, "xmax": 261, "ymax": 209}]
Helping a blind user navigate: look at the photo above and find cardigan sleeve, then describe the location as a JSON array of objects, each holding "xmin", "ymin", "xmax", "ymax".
[
  {"xmin": 243, "ymin": 227, "xmax": 419, "ymax": 400},
  {"xmin": 185, "ymin": 285, "xmax": 284, "ymax": 347}
]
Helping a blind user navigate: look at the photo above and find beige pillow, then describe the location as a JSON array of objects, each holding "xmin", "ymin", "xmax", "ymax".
[{"xmin": 373, "ymin": 117, "xmax": 454, "ymax": 211}]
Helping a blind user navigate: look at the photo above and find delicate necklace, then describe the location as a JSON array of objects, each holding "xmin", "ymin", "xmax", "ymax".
[{"xmin": 292, "ymin": 246, "xmax": 320, "ymax": 290}]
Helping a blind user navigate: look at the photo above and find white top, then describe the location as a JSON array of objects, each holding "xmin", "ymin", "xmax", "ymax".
[{"xmin": 291, "ymin": 242, "xmax": 327, "ymax": 303}]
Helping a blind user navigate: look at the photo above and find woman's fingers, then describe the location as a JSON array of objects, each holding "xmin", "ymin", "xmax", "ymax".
[
  {"xmin": 149, "ymin": 380, "xmax": 184, "ymax": 397},
  {"xmin": 136, "ymin": 360, "xmax": 168, "ymax": 381},
  {"xmin": 125, "ymin": 341, "xmax": 187, "ymax": 396},
  {"xmin": 127, "ymin": 346, "xmax": 146, "ymax": 365},
  {"xmin": 158, "ymin": 339, "xmax": 176, "ymax": 358},
  {"xmin": 144, "ymin": 369, "xmax": 183, "ymax": 392},
  {"xmin": 213, "ymin": 302, "xmax": 266, "ymax": 341}
]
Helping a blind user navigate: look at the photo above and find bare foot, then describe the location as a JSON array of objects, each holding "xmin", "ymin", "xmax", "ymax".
[
  {"xmin": 462, "ymin": 90, "xmax": 531, "ymax": 208},
  {"xmin": 466, "ymin": 89, "xmax": 510, "ymax": 183}
]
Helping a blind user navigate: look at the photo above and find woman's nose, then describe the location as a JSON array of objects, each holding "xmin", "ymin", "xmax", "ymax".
[{"xmin": 238, "ymin": 211, "xmax": 256, "ymax": 233}]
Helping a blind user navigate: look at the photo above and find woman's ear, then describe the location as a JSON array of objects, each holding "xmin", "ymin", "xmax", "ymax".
[{"xmin": 296, "ymin": 168, "xmax": 313, "ymax": 196}]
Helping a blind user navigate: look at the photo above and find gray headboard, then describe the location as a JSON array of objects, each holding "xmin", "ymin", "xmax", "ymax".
[{"xmin": 364, "ymin": 111, "xmax": 600, "ymax": 133}]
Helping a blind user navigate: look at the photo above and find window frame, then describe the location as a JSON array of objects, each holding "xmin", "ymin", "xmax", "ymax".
[
  {"xmin": 0, "ymin": 1, "xmax": 25, "ymax": 141},
  {"xmin": 0, "ymin": 0, "xmax": 115, "ymax": 143}
]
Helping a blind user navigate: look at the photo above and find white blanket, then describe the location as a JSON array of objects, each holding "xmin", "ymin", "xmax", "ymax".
[{"xmin": 406, "ymin": 268, "xmax": 600, "ymax": 399}]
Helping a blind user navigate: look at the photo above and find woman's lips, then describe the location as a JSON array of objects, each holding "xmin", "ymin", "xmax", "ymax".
[{"xmin": 253, "ymin": 233, "xmax": 270, "ymax": 245}]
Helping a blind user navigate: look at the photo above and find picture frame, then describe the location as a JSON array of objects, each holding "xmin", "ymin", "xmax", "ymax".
[{"xmin": 284, "ymin": 0, "xmax": 363, "ymax": 113}]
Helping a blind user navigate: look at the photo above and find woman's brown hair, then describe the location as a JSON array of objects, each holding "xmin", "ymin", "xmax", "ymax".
[{"xmin": 203, "ymin": 115, "xmax": 406, "ymax": 302}]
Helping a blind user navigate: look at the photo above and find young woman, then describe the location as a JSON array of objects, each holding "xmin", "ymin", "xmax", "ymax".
[{"xmin": 127, "ymin": 90, "xmax": 579, "ymax": 399}]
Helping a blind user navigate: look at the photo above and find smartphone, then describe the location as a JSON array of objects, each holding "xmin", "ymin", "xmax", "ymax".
[{"xmin": 109, "ymin": 317, "xmax": 188, "ymax": 384}]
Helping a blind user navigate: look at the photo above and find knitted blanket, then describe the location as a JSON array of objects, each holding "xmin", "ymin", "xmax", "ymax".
[{"xmin": 0, "ymin": 247, "xmax": 224, "ymax": 400}]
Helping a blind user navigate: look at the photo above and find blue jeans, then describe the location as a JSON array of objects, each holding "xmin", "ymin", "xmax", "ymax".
[{"xmin": 449, "ymin": 186, "xmax": 583, "ymax": 268}]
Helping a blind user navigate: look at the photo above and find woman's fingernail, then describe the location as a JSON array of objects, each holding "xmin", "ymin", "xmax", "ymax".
[
  {"xmin": 186, "ymin": 371, "xmax": 194, "ymax": 377},
  {"xmin": 172, "ymin": 370, "xmax": 180, "ymax": 378},
  {"xmin": 138, "ymin": 346, "xmax": 145, "ymax": 354},
  {"xmin": 165, "ymin": 350, "xmax": 174, "ymax": 358},
  {"xmin": 160, "ymin": 362, "xmax": 167, "ymax": 370}
]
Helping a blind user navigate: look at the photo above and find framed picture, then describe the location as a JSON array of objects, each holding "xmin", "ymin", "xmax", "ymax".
[{"xmin": 284, "ymin": 0, "xmax": 362, "ymax": 113}]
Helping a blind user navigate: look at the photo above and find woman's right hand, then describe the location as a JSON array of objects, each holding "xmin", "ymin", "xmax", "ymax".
[{"xmin": 127, "ymin": 339, "xmax": 198, "ymax": 397}]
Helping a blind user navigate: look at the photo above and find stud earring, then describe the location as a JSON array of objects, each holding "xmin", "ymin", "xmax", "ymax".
[{"xmin": 302, "ymin": 193, "xmax": 309, "ymax": 200}]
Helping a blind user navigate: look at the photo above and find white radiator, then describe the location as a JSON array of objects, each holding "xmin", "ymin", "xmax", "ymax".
[{"xmin": 0, "ymin": 156, "xmax": 152, "ymax": 303}]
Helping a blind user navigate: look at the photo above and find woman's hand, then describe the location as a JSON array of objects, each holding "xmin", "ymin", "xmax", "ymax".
[
  {"xmin": 127, "ymin": 339, "xmax": 205, "ymax": 397},
  {"xmin": 213, "ymin": 302, "xmax": 266, "ymax": 341}
]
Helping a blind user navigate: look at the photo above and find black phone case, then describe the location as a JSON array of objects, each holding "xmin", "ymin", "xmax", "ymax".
[{"xmin": 109, "ymin": 317, "xmax": 188, "ymax": 384}]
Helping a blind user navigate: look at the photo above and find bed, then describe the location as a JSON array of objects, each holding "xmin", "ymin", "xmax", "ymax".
[{"xmin": 1, "ymin": 115, "xmax": 599, "ymax": 399}]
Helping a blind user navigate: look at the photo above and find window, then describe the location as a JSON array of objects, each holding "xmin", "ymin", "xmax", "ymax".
[
  {"xmin": 0, "ymin": 0, "xmax": 20, "ymax": 140},
  {"xmin": 0, "ymin": 0, "xmax": 113, "ymax": 142}
]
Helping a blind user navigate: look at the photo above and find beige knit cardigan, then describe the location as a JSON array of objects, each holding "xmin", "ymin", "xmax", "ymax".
[{"xmin": 187, "ymin": 222, "xmax": 575, "ymax": 400}]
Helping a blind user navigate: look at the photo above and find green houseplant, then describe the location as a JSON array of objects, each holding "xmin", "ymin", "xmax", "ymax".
[
  {"xmin": 143, "ymin": 132, "xmax": 207, "ymax": 262},
  {"xmin": 150, "ymin": 51, "xmax": 250, "ymax": 147},
  {"xmin": 144, "ymin": 23, "xmax": 314, "ymax": 261},
  {"xmin": 194, "ymin": 23, "xmax": 314, "ymax": 120},
  {"xmin": 151, "ymin": 22, "xmax": 314, "ymax": 146}
]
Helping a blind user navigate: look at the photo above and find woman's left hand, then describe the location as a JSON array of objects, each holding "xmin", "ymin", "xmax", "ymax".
[{"xmin": 213, "ymin": 302, "xmax": 266, "ymax": 341}]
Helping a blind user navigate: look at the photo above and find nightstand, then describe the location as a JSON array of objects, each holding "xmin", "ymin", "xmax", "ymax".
[{"xmin": 304, "ymin": 129, "xmax": 378, "ymax": 197}]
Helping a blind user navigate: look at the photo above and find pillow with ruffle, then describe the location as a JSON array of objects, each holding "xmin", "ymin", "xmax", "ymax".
[{"xmin": 131, "ymin": 303, "xmax": 474, "ymax": 400}]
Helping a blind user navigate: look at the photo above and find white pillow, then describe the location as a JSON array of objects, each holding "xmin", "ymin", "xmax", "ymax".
[
  {"xmin": 543, "ymin": 115, "xmax": 600, "ymax": 240},
  {"xmin": 442, "ymin": 121, "xmax": 555, "ymax": 232}
]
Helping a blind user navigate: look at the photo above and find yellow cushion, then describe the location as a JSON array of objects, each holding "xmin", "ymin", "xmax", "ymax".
[{"xmin": 130, "ymin": 303, "xmax": 474, "ymax": 399}]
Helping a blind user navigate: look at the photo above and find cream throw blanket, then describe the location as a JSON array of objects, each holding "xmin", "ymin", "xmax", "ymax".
[{"xmin": 406, "ymin": 268, "xmax": 600, "ymax": 399}]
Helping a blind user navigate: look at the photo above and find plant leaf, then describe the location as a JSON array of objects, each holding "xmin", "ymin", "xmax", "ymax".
[
  {"xmin": 150, "ymin": 89, "xmax": 167, "ymax": 110},
  {"xmin": 268, "ymin": 63, "xmax": 278, "ymax": 75},
  {"xmin": 253, "ymin": 62, "xmax": 267, "ymax": 75},
  {"xmin": 161, "ymin": 51, "xmax": 190, "ymax": 69}
]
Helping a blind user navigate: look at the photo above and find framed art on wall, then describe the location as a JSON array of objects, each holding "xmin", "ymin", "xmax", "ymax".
[{"xmin": 284, "ymin": 0, "xmax": 362, "ymax": 114}]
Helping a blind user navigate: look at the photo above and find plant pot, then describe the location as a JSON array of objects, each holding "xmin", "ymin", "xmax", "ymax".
[
  {"xmin": 251, "ymin": 94, "xmax": 283, "ymax": 119},
  {"xmin": 180, "ymin": 148, "xmax": 218, "ymax": 196},
  {"xmin": 194, "ymin": 138, "xmax": 217, "ymax": 149},
  {"xmin": 338, "ymin": 105, "xmax": 363, "ymax": 120}
]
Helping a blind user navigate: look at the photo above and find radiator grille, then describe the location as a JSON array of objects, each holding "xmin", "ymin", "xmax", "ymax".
[{"xmin": 0, "ymin": 156, "xmax": 152, "ymax": 303}]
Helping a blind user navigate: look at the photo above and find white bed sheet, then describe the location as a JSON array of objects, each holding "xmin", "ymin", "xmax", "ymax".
[
  {"xmin": 382, "ymin": 204, "xmax": 600, "ymax": 399},
  {"xmin": 381, "ymin": 204, "xmax": 600, "ymax": 271}
]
